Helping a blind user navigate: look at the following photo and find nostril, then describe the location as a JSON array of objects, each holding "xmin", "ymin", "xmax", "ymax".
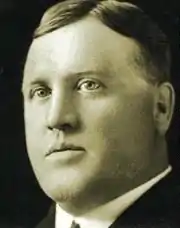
[{"xmin": 47, "ymin": 125, "xmax": 53, "ymax": 131}]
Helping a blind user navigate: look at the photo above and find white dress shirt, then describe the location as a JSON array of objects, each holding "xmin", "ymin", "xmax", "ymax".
[{"xmin": 56, "ymin": 166, "xmax": 171, "ymax": 228}]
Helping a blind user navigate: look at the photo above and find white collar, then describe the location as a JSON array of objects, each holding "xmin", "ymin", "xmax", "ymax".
[{"xmin": 56, "ymin": 166, "xmax": 171, "ymax": 228}]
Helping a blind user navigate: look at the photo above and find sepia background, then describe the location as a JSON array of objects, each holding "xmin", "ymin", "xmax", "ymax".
[{"xmin": 0, "ymin": 0, "xmax": 179, "ymax": 227}]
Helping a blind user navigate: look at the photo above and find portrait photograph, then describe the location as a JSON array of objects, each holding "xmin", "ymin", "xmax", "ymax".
[{"xmin": 0, "ymin": 0, "xmax": 179, "ymax": 228}]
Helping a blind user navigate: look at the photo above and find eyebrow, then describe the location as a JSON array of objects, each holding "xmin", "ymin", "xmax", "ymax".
[{"xmin": 64, "ymin": 70, "xmax": 106, "ymax": 78}]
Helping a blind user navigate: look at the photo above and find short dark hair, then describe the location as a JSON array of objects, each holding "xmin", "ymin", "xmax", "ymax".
[{"xmin": 33, "ymin": 0, "xmax": 171, "ymax": 83}]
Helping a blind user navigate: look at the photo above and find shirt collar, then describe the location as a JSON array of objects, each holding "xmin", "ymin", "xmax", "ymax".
[{"xmin": 56, "ymin": 166, "xmax": 172, "ymax": 228}]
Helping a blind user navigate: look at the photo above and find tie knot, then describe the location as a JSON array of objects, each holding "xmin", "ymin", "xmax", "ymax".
[{"xmin": 71, "ymin": 220, "xmax": 80, "ymax": 228}]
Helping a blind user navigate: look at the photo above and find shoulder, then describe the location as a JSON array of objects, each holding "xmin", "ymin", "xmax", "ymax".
[{"xmin": 111, "ymin": 172, "xmax": 180, "ymax": 227}]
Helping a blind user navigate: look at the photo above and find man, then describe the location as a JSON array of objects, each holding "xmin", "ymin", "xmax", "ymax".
[{"xmin": 22, "ymin": 0, "xmax": 179, "ymax": 227}]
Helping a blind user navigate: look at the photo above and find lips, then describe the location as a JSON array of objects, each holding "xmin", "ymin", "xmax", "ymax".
[{"xmin": 46, "ymin": 143, "xmax": 85, "ymax": 157}]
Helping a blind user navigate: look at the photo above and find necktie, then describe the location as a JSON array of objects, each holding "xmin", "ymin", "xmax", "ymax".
[{"xmin": 70, "ymin": 220, "xmax": 80, "ymax": 228}]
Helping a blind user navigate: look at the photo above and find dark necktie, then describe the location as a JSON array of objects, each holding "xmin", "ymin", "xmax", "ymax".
[{"xmin": 70, "ymin": 220, "xmax": 80, "ymax": 228}]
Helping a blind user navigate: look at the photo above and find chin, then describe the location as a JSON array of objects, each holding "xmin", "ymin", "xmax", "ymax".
[{"xmin": 41, "ymin": 178, "xmax": 86, "ymax": 204}]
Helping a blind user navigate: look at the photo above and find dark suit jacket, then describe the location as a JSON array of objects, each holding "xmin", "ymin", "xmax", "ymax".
[
  {"xmin": 0, "ymin": 220, "xmax": 23, "ymax": 228},
  {"xmin": 35, "ymin": 173, "xmax": 180, "ymax": 228}
]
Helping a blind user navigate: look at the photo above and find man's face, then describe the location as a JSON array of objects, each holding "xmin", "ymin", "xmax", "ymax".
[{"xmin": 23, "ymin": 16, "xmax": 157, "ymax": 209}]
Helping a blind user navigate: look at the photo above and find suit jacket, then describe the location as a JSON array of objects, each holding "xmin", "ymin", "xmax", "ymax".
[
  {"xmin": 35, "ymin": 173, "xmax": 180, "ymax": 228},
  {"xmin": 0, "ymin": 220, "xmax": 23, "ymax": 228}
]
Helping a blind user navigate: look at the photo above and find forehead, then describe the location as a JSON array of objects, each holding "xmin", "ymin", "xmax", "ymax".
[{"xmin": 24, "ymin": 16, "xmax": 142, "ymax": 79}]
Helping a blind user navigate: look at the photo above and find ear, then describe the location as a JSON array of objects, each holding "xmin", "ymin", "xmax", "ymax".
[{"xmin": 153, "ymin": 82, "xmax": 175, "ymax": 135}]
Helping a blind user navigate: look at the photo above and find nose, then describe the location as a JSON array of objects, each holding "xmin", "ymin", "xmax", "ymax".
[{"xmin": 46, "ymin": 91, "xmax": 79, "ymax": 132}]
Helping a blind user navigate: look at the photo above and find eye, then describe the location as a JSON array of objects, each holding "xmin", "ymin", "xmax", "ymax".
[
  {"xmin": 77, "ymin": 79, "xmax": 101, "ymax": 92},
  {"xmin": 31, "ymin": 86, "xmax": 51, "ymax": 99}
]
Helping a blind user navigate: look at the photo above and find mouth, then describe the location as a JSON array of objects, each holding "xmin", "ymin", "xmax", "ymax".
[{"xmin": 46, "ymin": 143, "xmax": 85, "ymax": 157}]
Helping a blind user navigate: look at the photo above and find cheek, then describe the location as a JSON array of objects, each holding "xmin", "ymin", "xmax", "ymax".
[
  {"xmin": 24, "ymin": 104, "xmax": 46, "ymax": 159},
  {"xmin": 80, "ymin": 94, "xmax": 154, "ymax": 157},
  {"xmin": 24, "ymin": 113, "xmax": 47, "ymax": 181},
  {"xmin": 77, "ymin": 98, "xmax": 125, "ymax": 170},
  {"xmin": 24, "ymin": 103, "xmax": 46, "ymax": 132}
]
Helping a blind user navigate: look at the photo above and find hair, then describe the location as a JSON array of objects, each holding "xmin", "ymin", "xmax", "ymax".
[{"xmin": 33, "ymin": 0, "xmax": 171, "ymax": 83}]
